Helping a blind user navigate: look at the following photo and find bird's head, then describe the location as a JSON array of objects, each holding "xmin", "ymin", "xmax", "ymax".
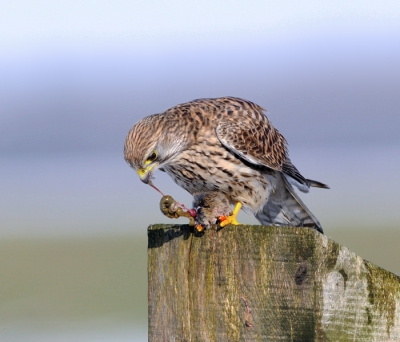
[
  {"xmin": 130, "ymin": 147, "xmax": 159, "ymax": 184},
  {"xmin": 124, "ymin": 113, "xmax": 187, "ymax": 185}
]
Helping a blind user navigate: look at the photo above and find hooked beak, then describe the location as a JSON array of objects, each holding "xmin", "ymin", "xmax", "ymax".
[
  {"xmin": 137, "ymin": 165, "xmax": 165, "ymax": 196},
  {"xmin": 137, "ymin": 165, "xmax": 153, "ymax": 184}
]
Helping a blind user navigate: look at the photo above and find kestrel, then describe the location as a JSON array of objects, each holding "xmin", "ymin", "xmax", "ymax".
[{"xmin": 124, "ymin": 97, "xmax": 328, "ymax": 233}]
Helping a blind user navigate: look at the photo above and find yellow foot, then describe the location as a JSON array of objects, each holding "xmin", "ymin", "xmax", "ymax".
[
  {"xmin": 219, "ymin": 202, "xmax": 242, "ymax": 227},
  {"xmin": 195, "ymin": 224, "xmax": 205, "ymax": 232}
]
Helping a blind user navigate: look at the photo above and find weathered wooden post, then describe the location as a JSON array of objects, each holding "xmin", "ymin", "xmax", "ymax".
[{"xmin": 148, "ymin": 224, "xmax": 400, "ymax": 341}]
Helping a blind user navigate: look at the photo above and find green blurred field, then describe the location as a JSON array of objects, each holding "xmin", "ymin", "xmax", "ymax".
[
  {"xmin": 0, "ymin": 235, "xmax": 148, "ymax": 339},
  {"xmin": 0, "ymin": 228, "xmax": 398, "ymax": 339}
]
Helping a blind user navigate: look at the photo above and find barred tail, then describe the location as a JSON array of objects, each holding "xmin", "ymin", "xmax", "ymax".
[{"xmin": 255, "ymin": 174, "xmax": 324, "ymax": 234}]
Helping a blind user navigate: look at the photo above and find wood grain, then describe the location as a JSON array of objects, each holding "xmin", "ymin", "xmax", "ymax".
[{"xmin": 148, "ymin": 225, "xmax": 400, "ymax": 341}]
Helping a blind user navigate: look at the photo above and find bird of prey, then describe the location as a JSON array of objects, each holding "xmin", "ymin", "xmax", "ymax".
[{"xmin": 124, "ymin": 97, "xmax": 328, "ymax": 233}]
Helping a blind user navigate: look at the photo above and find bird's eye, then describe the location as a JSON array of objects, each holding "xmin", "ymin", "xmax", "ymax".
[{"xmin": 145, "ymin": 150, "xmax": 157, "ymax": 164}]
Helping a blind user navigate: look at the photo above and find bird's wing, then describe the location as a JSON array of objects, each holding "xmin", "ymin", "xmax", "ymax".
[
  {"xmin": 214, "ymin": 98, "xmax": 329, "ymax": 191},
  {"xmin": 283, "ymin": 157, "xmax": 330, "ymax": 192},
  {"xmin": 282, "ymin": 158, "xmax": 310, "ymax": 193},
  {"xmin": 216, "ymin": 113, "xmax": 287, "ymax": 171}
]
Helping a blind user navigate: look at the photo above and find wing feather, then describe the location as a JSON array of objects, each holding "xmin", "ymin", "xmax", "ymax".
[
  {"xmin": 216, "ymin": 109, "xmax": 287, "ymax": 171},
  {"xmin": 212, "ymin": 97, "xmax": 329, "ymax": 192}
]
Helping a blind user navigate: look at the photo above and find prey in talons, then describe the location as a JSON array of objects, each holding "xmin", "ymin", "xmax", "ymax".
[
  {"xmin": 193, "ymin": 192, "xmax": 233, "ymax": 232},
  {"xmin": 159, "ymin": 192, "xmax": 235, "ymax": 232},
  {"xmin": 159, "ymin": 195, "xmax": 197, "ymax": 227}
]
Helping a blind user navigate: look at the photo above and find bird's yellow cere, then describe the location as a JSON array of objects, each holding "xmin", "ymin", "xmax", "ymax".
[{"xmin": 137, "ymin": 165, "xmax": 153, "ymax": 179}]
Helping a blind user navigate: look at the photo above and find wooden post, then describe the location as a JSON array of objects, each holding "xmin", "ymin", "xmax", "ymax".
[{"xmin": 148, "ymin": 224, "xmax": 400, "ymax": 341}]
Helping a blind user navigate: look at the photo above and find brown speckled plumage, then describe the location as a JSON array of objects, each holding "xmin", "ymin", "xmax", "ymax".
[{"xmin": 124, "ymin": 97, "xmax": 328, "ymax": 233}]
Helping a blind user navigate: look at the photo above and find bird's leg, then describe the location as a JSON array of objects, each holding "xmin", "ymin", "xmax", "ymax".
[{"xmin": 219, "ymin": 202, "xmax": 242, "ymax": 227}]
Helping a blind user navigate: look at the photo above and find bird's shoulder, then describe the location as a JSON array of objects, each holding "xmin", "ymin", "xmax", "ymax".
[{"xmin": 163, "ymin": 97, "xmax": 269, "ymax": 125}]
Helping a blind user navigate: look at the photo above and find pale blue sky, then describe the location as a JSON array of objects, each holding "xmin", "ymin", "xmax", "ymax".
[{"xmin": 1, "ymin": 0, "xmax": 399, "ymax": 45}]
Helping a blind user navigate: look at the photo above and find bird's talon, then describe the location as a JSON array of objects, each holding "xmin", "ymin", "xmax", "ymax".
[
  {"xmin": 219, "ymin": 215, "xmax": 227, "ymax": 222},
  {"xmin": 220, "ymin": 215, "xmax": 240, "ymax": 227},
  {"xmin": 195, "ymin": 224, "xmax": 205, "ymax": 232},
  {"xmin": 219, "ymin": 202, "xmax": 242, "ymax": 227}
]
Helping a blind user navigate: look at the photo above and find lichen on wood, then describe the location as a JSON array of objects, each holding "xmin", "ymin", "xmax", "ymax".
[{"xmin": 148, "ymin": 224, "xmax": 400, "ymax": 342}]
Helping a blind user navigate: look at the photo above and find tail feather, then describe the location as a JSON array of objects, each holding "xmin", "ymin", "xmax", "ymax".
[
  {"xmin": 306, "ymin": 178, "xmax": 330, "ymax": 189},
  {"xmin": 255, "ymin": 174, "xmax": 324, "ymax": 234}
]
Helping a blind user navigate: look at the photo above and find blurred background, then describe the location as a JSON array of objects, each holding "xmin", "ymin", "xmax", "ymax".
[{"xmin": 1, "ymin": 0, "xmax": 400, "ymax": 340}]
